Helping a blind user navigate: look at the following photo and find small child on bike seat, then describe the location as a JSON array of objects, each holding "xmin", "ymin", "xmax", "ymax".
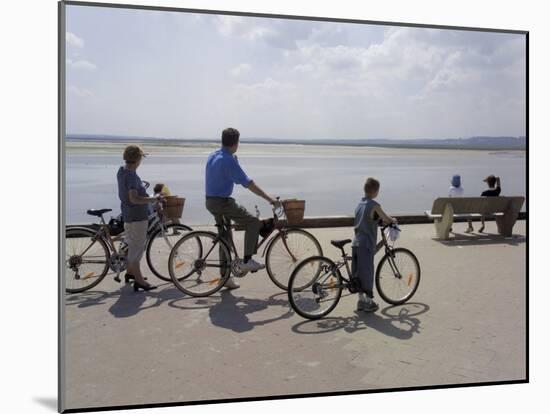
[
  {"xmin": 352, "ymin": 177, "xmax": 396, "ymax": 312},
  {"xmin": 153, "ymin": 183, "xmax": 181, "ymax": 225},
  {"xmin": 153, "ymin": 183, "xmax": 171, "ymax": 196}
]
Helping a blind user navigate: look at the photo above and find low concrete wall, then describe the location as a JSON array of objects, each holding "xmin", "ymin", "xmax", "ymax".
[
  {"xmin": 254, "ymin": 211, "xmax": 527, "ymax": 229},
  {"xmin": 67, "ymin": 211, "xmax": 526, "ymax": 231}
]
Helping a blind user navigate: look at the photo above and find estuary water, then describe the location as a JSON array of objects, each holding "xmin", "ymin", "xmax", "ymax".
[{"xmin": 65, "ymin": 143, "xmax": 526, "ymax": 225}]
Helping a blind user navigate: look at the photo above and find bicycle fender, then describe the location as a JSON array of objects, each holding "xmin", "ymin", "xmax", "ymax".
[{"xmin": 261, "ymin": 234, "xmax": 277, "ymax": 257}]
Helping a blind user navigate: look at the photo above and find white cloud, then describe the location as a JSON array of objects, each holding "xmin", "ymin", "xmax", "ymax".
[
  {"xmin": 232, "ymin": 77, "xmax": 296, "ymax": 106},
  {"xmin": 65, "ymin": 9, "xmax": 525, "ymax": 140},
  {"xmin": 67, "ymin": 59, "xmax": 97, "ymax": 71},
  {"xmin": 218, "ymin": 16, "xmax": 273, "ymax": 41},
  {"xmin": 231, "ymin": 63, "xmax": 252, "ymax": 77},
  {"xmin": 66, "ymin": 32, "xmax": 84, "ymax": 48},
  {"xmin": 216, "ymin": 16, "xmax": 313, "ymax": 49},
  {"xmin": 67, "ymin": 85, "xmax": 93, "ymax": 98},
  {"xmin": 287, "ymin": 27, "xmax": 524, "ymax": 100},
  {"xmin": 293, "ymin": 63, "xmax": 314, "ymax": 73}
]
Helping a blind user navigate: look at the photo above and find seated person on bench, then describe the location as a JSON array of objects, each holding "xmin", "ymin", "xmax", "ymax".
[{"xmin": 479, "ymin": 175, "xmax": 501, "ymax": 233}]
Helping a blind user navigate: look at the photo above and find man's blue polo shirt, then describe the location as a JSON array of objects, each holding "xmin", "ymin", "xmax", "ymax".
[{"xmin": 205, "ymin": 147, "xmax": 253, "ymax": 197}]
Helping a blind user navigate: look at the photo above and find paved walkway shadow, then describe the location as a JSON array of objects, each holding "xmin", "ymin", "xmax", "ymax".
[
  {"xmin": 65, "ymin": 282, "xmax": 186, "ymax": 318},
  {"xmin": 200, "ymin": 290, "xmax": 294, "ymax": 333},
  {"xmin": 291, "ymin": 302, "xmax": 429, "ymax": 340},
  {"xmin": 65, "ymin": 285, "xmax": 295, "ymax": 326},
  {"xmin": 435, "ymin": 233, "xmax": 525, "ymax": 247}
]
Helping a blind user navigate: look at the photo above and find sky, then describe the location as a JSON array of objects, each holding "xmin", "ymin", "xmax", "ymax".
[{"xmin": 65, "ymin": 5, "xmax": 527, "ymax": 140}]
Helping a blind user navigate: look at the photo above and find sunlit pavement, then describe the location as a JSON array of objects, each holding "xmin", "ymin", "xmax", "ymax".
[{"xmin": 63, "ymin": 221, "xmax": 526, "ymax": 409}]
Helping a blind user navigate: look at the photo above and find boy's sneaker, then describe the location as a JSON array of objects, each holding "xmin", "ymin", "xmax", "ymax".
[
  {"xmin": 465, "ymin": 226, "xmax": 474, "ymax": 233},
  {"xmin": 239, "ymin": 258, "xmax": 266, "ymax": 272},
  {"xmin": 357, "ymin": 298, "xmax": 379, "ymax": 312},
  {"xmin": 224, "ymin": 277, "xmax": 240, "ymax": 290}
]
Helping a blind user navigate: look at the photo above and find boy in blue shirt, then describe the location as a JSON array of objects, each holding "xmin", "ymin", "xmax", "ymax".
[{"xmin": 352, "ymin": 177, "xmax": 396, "ymax": 312}]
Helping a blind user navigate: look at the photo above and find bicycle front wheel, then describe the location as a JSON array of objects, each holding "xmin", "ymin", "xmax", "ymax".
[
  {"xmin": 65, "ymin": 227, "xmax": 110, "ymax": 293},
  {"xmin": 168, "ymin": 231, "xmax": 231, "ymax": 297},
  {"xmin": 375, "ymin": 247, "xmax": 420, "ymax": 305},
  {"xmin": 265, "ymin": 229, "xmax": 322, "ymax": 291},
  {"xmin": 146, "ymin": 223, "xmax": 196, "ymax": 281},
  {"xmin": 288, "ymin": 256, "xmax": 343, "ymax": 320}
]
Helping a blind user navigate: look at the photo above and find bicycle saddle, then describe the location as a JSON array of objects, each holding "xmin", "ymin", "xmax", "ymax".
[
  {"xmin": 87, "ymin": 208, "xmax": 113, "ymax": 217},
  {"xmin": 330, "ymin": 239, "xmax": 352, "ymax": 249}
]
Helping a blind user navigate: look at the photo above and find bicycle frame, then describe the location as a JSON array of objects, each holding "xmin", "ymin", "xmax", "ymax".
[
  {"xmin": 315, "ymin": 224, "xmax": 401, "ymax": 291},
  {"xmin": 216, "ymin": 214, "xmax": 298, "ymax": 263},
  {"xmin": 75, "ymin": 207, "xmax": 176, "ymax": 278},
  {"xmin": 187, "ymin": 206, "xmax": 303, "ymax": 282}
]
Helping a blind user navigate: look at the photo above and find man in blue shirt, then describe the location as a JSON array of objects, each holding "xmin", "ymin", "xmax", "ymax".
[{"xmin": 205, "ymin": 128, "xmax": 279, "ymax": 289}]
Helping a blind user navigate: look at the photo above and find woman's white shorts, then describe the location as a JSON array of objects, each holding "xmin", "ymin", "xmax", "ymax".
[{"xmin": 124, "ymin": 220, "xmax": 148, "ymax": 264}]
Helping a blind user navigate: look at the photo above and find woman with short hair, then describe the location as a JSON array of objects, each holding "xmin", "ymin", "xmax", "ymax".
[{"xmin": 117, "ymin": 145, "xmax": 158, "ymax": 292}]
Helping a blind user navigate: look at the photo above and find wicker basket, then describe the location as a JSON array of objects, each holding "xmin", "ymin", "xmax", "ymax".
[
  {"xmin": 282, "ymin": 199, "xmax": 305, "ymax": 225},
  {"xmin": 163, "ymin": 196, "xmax": 185, "ymax": 220}
]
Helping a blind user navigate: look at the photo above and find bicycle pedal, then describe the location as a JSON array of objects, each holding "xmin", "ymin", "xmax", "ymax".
[{"xmin": 114, "ymin": 276, "xmax": 121, "ymax": 283}]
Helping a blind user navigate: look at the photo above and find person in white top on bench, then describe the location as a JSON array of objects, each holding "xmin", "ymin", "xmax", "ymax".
[{"xmin": 448, "ymin": 174, "xmax": 474, "ymax": 234}]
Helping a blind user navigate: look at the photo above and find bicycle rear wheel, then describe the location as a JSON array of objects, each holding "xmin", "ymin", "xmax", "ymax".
[
  {"xmin": 375, "ymin": 247, "xmax": 420, "ymax": 305},
  {"xmin": 65, "ymin": 227, "xmax": 110, "ymax": 293},
  {"xmin": 288, "ymin": 256, "xmax": 343, "ymax": 320},
  {"xmin": 265, "ymin": 228, "xmax": 322, "ymax": 291},
  {"xmin": 146, "ymin": 223, "xmax": 196, "ymax": 281},
  {"xmin": 168, "ymin": 231, "xmax": 231, "ymax": 297}
]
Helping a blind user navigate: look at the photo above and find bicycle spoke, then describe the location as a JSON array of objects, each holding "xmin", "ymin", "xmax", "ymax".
[
  {"xmin": 266, "ymin": 230, "xmax": 322, "ymax": 290},
  {"xmin": 376, "ymin": 248, "xmax": 420, "ymax": 305},
  {"xmin": 288, "ymin": 256, "xmax": 343, "ymax": 319},
  {"xmin": 65, "ymin": 228, "xmax": 109, "ymax": 293},
  {"xmin": 146, "ymin": 224, "xmax": 195, "ymax": 282},
  {"xmin": 169, "ymin": 231, "xmax": 230, "ymax": 297}
]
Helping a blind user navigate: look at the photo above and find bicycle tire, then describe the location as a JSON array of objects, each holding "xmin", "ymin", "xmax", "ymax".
[
  {"xmin": 145, "ymin": 223, "xmax": 195, "ymax": 281},
  {"xmin": 168, "ymin": 231, "xmax": 232, "ymax": 297},
  {"xmin": 265, "ymin": 228, "xmax": 323, "ymax": 291},
  {"xmin": 375, "ymin": 247, "xmax": 421, "ymax": 305},
  {"xmin": 288, "ymin": 256, "xmax": 343, "ymax": 320},
  {"xmin": 65, "ymin": 227, "xmax": 110, "ymax": 293}
]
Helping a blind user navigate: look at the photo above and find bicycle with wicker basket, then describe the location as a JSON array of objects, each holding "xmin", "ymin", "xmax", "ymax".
[
  {"xmin": 167, "ymin": 197, "xmax": 322, "ymax": 296},
  {"xmin": 65, "ymin": 183, "xmax": 192, "ymax": 293}
]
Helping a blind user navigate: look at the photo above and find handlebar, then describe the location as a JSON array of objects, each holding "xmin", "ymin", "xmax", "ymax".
[
  {"xmin": 254, "ymin": 196, "xmax": 285, "ymax": 220},
  {"xmin": 272, "ymin": 196, "xmax": 284, "ymax": 218},
  {"xmin": 378, "ymin": 219, "xmax": 400, "ymax": 231}
]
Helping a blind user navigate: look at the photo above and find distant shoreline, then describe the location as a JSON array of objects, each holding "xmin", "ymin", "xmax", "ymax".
[{"xmin": 66, "ymin": 135, "xmax": 526, "ymax": 152}]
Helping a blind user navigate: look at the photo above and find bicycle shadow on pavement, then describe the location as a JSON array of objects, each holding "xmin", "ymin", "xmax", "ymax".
[
  {"xmin": 291, "ymin": 302, "xmax": 429, "ymax": 340},
  {"xmin": 171, "ymin": 290, "xmax": 294, "ymax": 333},
  {"xmin": 65, "ymin": 282, "xmax": 186, "ymax": 318}
]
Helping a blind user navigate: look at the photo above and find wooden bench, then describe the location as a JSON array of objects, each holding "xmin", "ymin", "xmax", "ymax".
[{"xmin": 425, "ymin": 196, "xmax": 525, "ymax": 240}]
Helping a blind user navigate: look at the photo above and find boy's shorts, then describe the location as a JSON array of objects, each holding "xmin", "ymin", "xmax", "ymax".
[{"xmin": 351, "ymin": 245, "xmax": 375, "ymax": 298}]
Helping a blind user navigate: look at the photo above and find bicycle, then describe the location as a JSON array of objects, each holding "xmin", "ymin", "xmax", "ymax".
[
  {"xmin": 287, "ymin": 221, "xmax": 421, "ymax": 320},
  {"xmin": 65, "ymin": 183, "xmax": 195, "ymax": 293},
  {"xmin": 167, "ymin": 198, "xmax": 322, "ymax": 297}
]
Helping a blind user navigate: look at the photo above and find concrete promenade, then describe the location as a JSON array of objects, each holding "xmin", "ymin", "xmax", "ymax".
[{"xmin": 63, "ymin": 221, "xmax": 526, "ymax": 410}]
